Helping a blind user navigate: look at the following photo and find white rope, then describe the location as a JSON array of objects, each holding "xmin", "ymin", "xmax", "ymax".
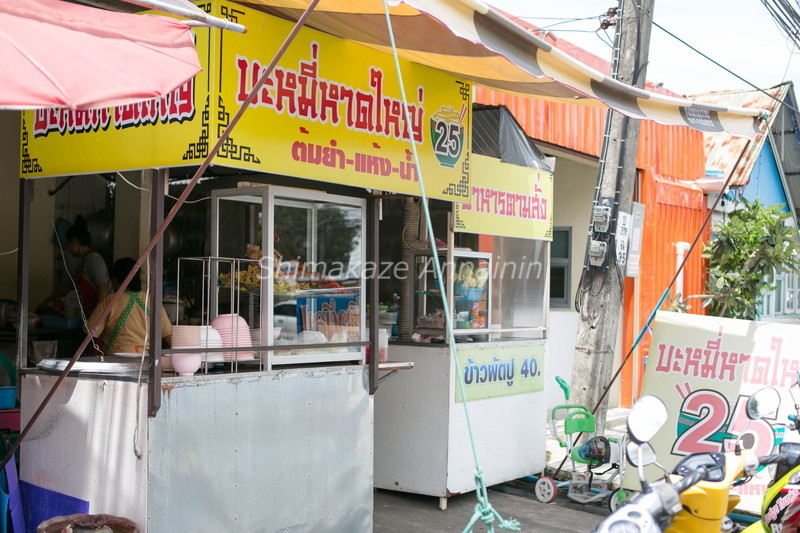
[
  {"xmin": 116, "ymin": 171, "xmax": 211, "ymax": 204},
  {"xmin": 49, "ymin": 217, "xmax": 104, "ymax": 358},
  {"xmin": 132, "ymin": 254, "xmax": 150, "ymax": 460}
]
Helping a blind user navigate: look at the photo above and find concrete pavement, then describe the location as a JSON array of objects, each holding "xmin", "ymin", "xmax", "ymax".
[
  {"xmin": 373, "ymin": 486, "xmax": 607, "ymax": 532},
  {"xmin": 373, "ymin": 407, "xmax": 631, "ymax": 532}
]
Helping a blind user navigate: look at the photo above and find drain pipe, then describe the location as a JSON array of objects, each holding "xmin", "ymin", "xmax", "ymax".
[{"xmin": 674, "ymin": 242, "xmax": 690, "ymax": 298}]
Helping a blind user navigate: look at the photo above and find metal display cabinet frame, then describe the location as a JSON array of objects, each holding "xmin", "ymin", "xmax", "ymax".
[
  {"xmin": 412, "ymin": 249, "xmax": 492, "ymax": 337},
  {"xmin": 207, "ymin": 186, "xmax": 367, "ymax": 369}
]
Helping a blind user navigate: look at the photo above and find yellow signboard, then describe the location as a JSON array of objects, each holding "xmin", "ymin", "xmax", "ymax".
[
  {"xmin": 455, "ymin": 343, "xmax": 544, "ymax": 402},
  {"xmin": 454, "ymin": 155, "xmax": 553, "ymax": 240},
  {"xmin": 20, "ymin": 25, "xmax": 212, "ymax": 177},
  {"xmin": 21, "ymin": 1, "xmax": 471, "ymax": 203},
  {"xmin": 214, "ymin": 2, "xmax": 470, "ymax": 201}
]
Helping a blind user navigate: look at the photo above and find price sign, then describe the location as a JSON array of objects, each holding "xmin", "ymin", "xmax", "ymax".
[{"xmin": 632, "ymin": 311, "xmax": 800, "ymax": 513}]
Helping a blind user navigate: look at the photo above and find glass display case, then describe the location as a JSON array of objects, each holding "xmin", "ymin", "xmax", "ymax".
[
  {"xmin": 202, "ymin": 186, "xmax": 366, "ymax": 367},
  {"xmin": 413, "ymin": 250, "xmax": 492, "ymax": 336},
  {"xmin": 210, "ymin": 192, "xmax": 263, "ymax": 329}
]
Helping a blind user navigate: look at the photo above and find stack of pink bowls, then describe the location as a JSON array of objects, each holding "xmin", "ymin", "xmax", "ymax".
[
  {"xmin": 172, "ymin": 325, "xmax": 201, "ymax": 347},
  {"xmin": 169, "ymin": 325, "xmax": 203, "ymax": 374},
  {"xmin": 210, "ymin": 314, "xmax": 254, "ymax": 361}
]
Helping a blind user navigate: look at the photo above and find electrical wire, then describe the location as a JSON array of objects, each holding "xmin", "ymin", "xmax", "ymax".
[
  {"xmin": 653, "ymin": 20, "xmax": 800, "ymax": 115},
  {"xmin": 761, "ymin": 0, "xmax": 800, "ymax": 49},
  {"xmin": 595, "ymin": 28, "xmax": 614, "ymax": 48},
  {"xmin": 0, "ymin": 0, "xmax": 324, "ymax": 475},
  {"xmin": 116, "ymin": 172, "xmax": 148, "ymax": 192},
  {"xmin": 133, "ymin": 255, "xmax": 150, "ymax": 460},
  {"xmin": 531, "ymin": 28, "xmax": 613, "ymax": 34},
  {"xmin": 783, "ymin": 43, "xmax": 798, "ymax": 85},
  {"xmin": 115, "ymin": 171, "xmax": 211, "ymax": 204},
  {"xmin": 48, "ymin": 217, "xmax": 104, "ymax": 357},
  {"xmin": 575, "ymin": 0, "xmax": 625, "ymax": 314},
  {"xmin": 0, "ymin": 249, "xmax": 17, "ymax": 256},
  {"xmin": 399, "ymin": 198, "xmax": 424, "ymax": 251},
  {"xmin": 513, "ymin": 12, "xmax": 620, "ymax": 38},
  {"xmin": 556, "ymin": 141, "xmax": 754, "ymax": 478},
  {"xmin": 515, "ymin": 15, "xmax": 606, "ymax": 22}
]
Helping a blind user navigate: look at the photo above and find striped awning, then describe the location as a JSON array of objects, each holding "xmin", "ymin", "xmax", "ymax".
[{"xmin": 244, "ymin": 0, "xmax": 766, "ymax": 138}]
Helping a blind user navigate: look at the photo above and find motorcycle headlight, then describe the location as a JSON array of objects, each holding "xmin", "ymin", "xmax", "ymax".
[
  {"xmin": 789, "ymin": 470, "xmax": 800, "ymax": 484},
  {"xmin": 608, "ymin": 520, "xmax": 640, "ymax": 533}
]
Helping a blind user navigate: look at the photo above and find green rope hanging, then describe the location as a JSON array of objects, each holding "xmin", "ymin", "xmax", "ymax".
[{"xmin": 380, "ymin": 3, "xmax": 520, "ymax": 531}]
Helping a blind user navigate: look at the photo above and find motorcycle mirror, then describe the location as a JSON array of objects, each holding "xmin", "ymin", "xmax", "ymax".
[
  {"xmin": 746, "ymin": 386, "xmax": 780, "ymax": 420},
  {"xmin": 627, "ymin": 395, "xmax": 668, "ymax": 444},
  {"xmin": 626, "ymin": 441, "xmax": 656, "ymax": 467}
]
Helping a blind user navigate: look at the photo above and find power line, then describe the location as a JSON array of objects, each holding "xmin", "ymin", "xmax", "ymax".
[
  {"xmin": 595, "ymin": 28, "xmax": 615, "ymax": 48},
  {"xmin": 782, "ymin": 40, "xmax": 798, "ymax": 83},
  {"xmin": 760, "ymin": 0, "xmax": 800, "ymax": 49},
  {"xmin": 507, "ymin": 6, "xmax": 797, "ymax": 115},
  {"xmin": 514, "ymin": 12, "xmax": 616, "ymax": 34},
  {"xmin": 515, "ymin": 14, "xmax": 607, "ymax": 23},
  {"xmin": 653, "ymin": 20, "xmax": 799, "ymax": 115},
  {"xmin": 530, "ymin": 28, "xmax": 612, "ymax": 34}
]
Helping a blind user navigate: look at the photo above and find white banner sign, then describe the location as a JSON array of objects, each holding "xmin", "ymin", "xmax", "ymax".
[{"xmin": 629, "ymin": 311, "xmax": 800, "ymax": 513}]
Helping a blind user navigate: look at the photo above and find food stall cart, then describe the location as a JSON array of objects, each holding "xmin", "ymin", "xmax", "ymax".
[
  {"xmin": 13, "ymin": 2, "xmax": 502, "ymax": 529},
  {"xmin": 374, "ymin": 147, "xmax": 553, "ymax": 509}
]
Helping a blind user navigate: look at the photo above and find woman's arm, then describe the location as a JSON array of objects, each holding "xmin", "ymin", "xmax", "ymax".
[{"xmin": 96, "ymin": 281, "xmax": 109, "ymax": 306}]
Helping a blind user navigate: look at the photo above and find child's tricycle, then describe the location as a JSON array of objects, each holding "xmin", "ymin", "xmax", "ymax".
[{"xmin": 534, "ymin": 376, "xmax": 627, "ymax": 511}]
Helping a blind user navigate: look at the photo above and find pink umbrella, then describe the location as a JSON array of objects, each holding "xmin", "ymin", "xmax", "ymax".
[{"xmin": 0, "ymin": 0, "xmax": 202, "ymax": 110}]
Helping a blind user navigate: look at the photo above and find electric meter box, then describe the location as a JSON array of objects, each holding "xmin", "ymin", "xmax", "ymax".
[
  {"xmin": 592, "ymin": 205, "xmax": 612, "ymax": 233},
  {"xmin": 588, "ymin": 240, "xmax": 607, "ymax": 266}
]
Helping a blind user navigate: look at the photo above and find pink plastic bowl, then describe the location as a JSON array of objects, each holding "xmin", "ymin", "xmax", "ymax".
[{"xmin": 171, "ymin": 352, "xmax": 201, "ymax": 376}]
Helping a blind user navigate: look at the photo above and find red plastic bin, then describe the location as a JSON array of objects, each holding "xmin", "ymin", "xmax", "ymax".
[{"xmin": 0, "ymin": 409, "xmax": 20, "ymax": 432}]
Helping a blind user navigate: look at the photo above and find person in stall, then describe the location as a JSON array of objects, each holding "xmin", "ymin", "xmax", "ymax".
[
  {"xmin": 38, "ymin": 217, "xmax": 110, "ymax": 318},
  {"xmin": 86, "ymin": 257, "xmax": 172, "ymax": 355}
]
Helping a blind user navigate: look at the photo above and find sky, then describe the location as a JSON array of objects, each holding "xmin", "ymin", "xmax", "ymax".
[{"xmin": 485, "ymin": 0, "xmax": 800, "ymax": 97}]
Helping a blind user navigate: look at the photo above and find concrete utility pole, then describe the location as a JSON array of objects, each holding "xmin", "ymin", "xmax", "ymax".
[{"xmin": 570, "ymin": 0, "xmax": 654, "ymax": 433}]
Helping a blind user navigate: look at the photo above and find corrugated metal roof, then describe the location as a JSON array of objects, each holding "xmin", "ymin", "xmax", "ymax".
[
  {"xmin": 769, "ymin": 87, "xmax": 800, "ymax": 216},
  {"xmin": 692, "ymin": 84, "xmax": 789, "ymax": 187},
  {"xmin": 474, "ymin": 86, "xmax": 707, "ymax": 180},
  {"xmin": 473, "ymin": 16, "xmax": 707, "ymax": 180}
]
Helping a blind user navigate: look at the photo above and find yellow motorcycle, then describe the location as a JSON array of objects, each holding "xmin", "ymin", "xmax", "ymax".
[
  {"xmin": 741, "ymin": 373, "xmax": 800, "ymax": 533},
  {"xmin": 594, "ymin": 387, "xmax": 783, "ymax": 533}
]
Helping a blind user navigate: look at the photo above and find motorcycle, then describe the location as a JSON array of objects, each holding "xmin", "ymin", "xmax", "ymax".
[
  {"xmin": 743, "ymin": 372, "xmax": 800, "ymax": 533},
  {"xmin": 594, "ymin": 386, "xmax": 783, "ymax": 533}
]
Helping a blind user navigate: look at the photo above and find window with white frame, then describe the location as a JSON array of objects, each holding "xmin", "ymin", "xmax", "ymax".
[
  {"xmin": 785, "ymin": 272, "xmax": 797, "ymax": 315},
  {"xmin": 761, "ymin": 270, "xmax": 800, "ymax": 318}
]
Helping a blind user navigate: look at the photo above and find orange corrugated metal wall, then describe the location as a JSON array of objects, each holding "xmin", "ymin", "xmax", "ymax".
[
  {"xmin": 474, "ymin": 89, "xmax": 606, "ymax": 156},
  {"xmin": 622, "ymin": 171, "xmax": 710, "ymax": 404},
  {"xmin": 474, "ymin": 87, "xmax": 709, "ymax": 407}
]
